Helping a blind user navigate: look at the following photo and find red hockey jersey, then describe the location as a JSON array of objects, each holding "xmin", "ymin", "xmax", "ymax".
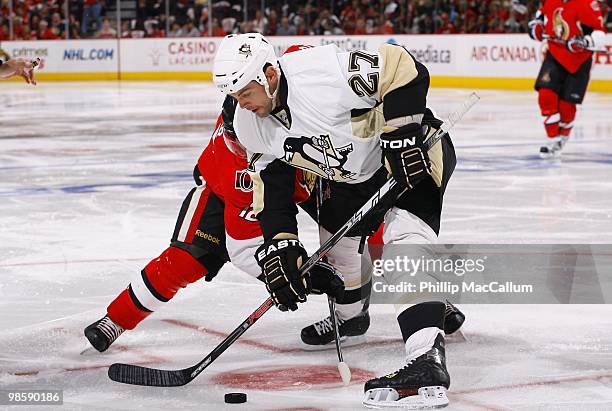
[
  {"xmin": 197, "ymin": 114, "xmax": 313, "ymax": 242},
  {"xmin": 540, "ymin": 0, "xmax": 606, "ymax": 72}
]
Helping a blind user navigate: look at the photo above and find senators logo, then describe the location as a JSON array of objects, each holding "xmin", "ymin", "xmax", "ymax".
[
  {"xmin": 552, "ymin": 8, "xmax": 570, "ymax": 41},
  {"xmin": 234, "ymin": 169, "xmax": 253, "ymax": 192}
]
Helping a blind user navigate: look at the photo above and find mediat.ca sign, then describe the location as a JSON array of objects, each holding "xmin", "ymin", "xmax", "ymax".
[{"xmin": 149, "ymin": 40, "xmax": 218, "ymax": 66}]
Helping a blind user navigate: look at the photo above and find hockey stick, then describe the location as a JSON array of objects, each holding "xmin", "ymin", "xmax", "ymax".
[
  {"xmin": 315, "ymin": 176, "xmax": 351, "ymax": 385},
  {"xmin": 543, "ymin": 34, "xmax": 612, "ymax": 54},
  {"xmin": 106, "ymin": 178, "xmax": 395, "ymax": 387},
  {"xmin": 107, "ymin": 92, "xmax": 479, "ymax": 387},
  {"xmin": 328, "ymin": 297, "xmax": 351, "ymax": 385}
]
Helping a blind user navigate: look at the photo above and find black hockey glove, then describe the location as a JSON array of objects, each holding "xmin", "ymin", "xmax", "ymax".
[
  {"xmin": 255, "ymin": 238, "xmax": 310, "ymax": 311},
  {"xmin": 380, "ymin": 123, "xmax": 432, "ymax": 190},
  {"xmin": 309, "ymin": 260, "xmax": 344, "ymax": 301}
]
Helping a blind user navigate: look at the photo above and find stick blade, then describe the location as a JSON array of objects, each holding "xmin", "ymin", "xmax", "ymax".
[
  {"xmin": 108, "ymin": 363, "xmax": 190, "ymax": 387},
  {"xmin": 338, "ymin": 361, "xmax": 351, "ymax": 385}
]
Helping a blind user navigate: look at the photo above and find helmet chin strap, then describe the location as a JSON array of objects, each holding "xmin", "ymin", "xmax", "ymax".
[{"xmin": 263, "ymin": 66, "xmax": 281, "ymax": 111}]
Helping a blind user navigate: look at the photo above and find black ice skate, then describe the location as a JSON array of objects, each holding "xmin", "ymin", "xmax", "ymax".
[
  {"xmin": 539, "ymin": 136, "xmax": 566, "ymax": 159},
  {"xmin": 444, "ymin": 300, "xmax": 465, "ymax": 335},
  {"xmin": 363, "ymin": 334, "xmax": 450, "ymax": 409},
  {"xmin": 84, "ymin": 316, "xmax": 125, "ymax": 352},
  {"xmin": 301, "ymin": 310, "xmax": 370, "ymax": 350}
]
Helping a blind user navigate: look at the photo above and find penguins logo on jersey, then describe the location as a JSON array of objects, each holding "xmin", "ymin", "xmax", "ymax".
[
  {"xmin": 552, "ymin": 8, "xmax": 570, "ymax": 41},
  {"xmin": 283, "ymin": 134, "xmax": 356, "ymax": 181}
]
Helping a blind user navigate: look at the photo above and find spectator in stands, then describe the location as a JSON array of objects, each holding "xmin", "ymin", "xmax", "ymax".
[
  {"xmin": 354, "ymin": 17, "xmax": 367, "ymax": 34},
  {"xmin": 147, "ymin": 21, "xmax": 164, "ymax": 38},
  {"xmin": 295, "ymin": 16, "xmax": 307, "ymax": 35},
  {"xmin": 239, "ymin": 19, "xmax": 254, "ymax": 34},
  {"xmin": 38, "ymin": 20, "xmax": 57, "ymax": 40},
  {"xmin": 0, "ymin": 24, "xmax": 9, "ymax": 41},
  {"xmin": 267, "ymin": 9, "xmax": 278, "ymax": 36},
  {"xmin": 68, "ymin": 14, "xmax": 81, "ymax": 39},
  {"xmin": 50, "ymin": 12, "xmax": 65, "ymax": 39},
  {"xmin": 276, "ymin": 16, "xmax": 297, "ymax": 36},
  {"xmin": 11, "ymin": 16, "xmax": 24, "ymax": 39},
  {"xmin": 488, "ymin": 16, "xmax": 505, "ymax": 33},
  {"xmin": 21, "ymin": 25, "xmax": 35, "ymax": 40},
  {"xmin": 453, "ymin": 15, "xmax": 466, "ymax": 34},
  {"xmin": 30, "ymin": 15, "xmax": 41, "ymax": 34},
  {"xmin": 167, "ymin": 22, "xmax": 182, "ymax": 38},
  {"xmin": 436, "ymin": 12, "xmax": 454, "ymax": 34},
  {"xmin": 82, "ymin": 0, "xmax": 104, "ymax": 36},
  {"xmin": 221, "ymin": 13, "xmax": 237, "ymax": 35},
  {"xmin": 179, "ymin": 19, "xmax": 200, "ymax": 37},
  {"xmin": 120, "ymin": 20, "xmax": 132, "ymax": 38},
  {"xmin": 202, "ymin": 18, "xmax": 227, "ymax": 37},
  {"xmin": 96, "ymin": 17, "xmax": 116, "ymax": 39},
  {"xmin": 252, "ymin": 9, "xmax": 267, "ymax": 34},
  {"xmin": 417, "ymin": 14, "xmax": 435, "ymax": 33},
  {"xmin": 504, "ymin": 8, "xmax": 523, "ymax": 33},
  {"xmin": 198, "ymin": 8, "xmax": 209, "ymax": 33}
]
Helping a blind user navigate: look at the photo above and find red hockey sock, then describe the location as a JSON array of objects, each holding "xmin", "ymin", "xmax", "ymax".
[
  {"xmin": 107, "ymin": 288, "xmax": 150, "ymax": 330},
  {"xmin": 538, "ymin": 88, "xmax": 560, "ymax": 138},
  {"xmin": 107, "ymin": 246, "xmax": 209, "ymax": 330},
  {"xmin": 559, "ymin": 99, "xmax": 577, "ymax": 138}
]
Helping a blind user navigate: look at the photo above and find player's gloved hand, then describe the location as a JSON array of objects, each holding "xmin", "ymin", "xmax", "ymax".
[
  {"xmin": 527, "ymin": 19, "xmax": 544, "ymax": 42},
  {"xmin": 566, "ymin": 36, "xmax": 591, "ymax": 53},
  {"xmin": 255, "ymin": 238, "xmax": 310, "ymax": 311},
  {"xmin": 310, "ymin": 260, "xmax": 344, "ymax": 301},
  {"xmin": 380, "ymin": 123, "xmax": 432, "ymax": 190}
]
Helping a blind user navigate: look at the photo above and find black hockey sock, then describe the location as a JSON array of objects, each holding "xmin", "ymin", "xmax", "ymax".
[{"xmin": 397, "ymin": 301, "xmax": 445, "ymax": 343}]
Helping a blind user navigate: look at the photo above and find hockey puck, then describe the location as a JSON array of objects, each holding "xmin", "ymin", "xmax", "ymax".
[{"xmin": 224, "ymin": 392, "xmax": 247, "ymax": 404}]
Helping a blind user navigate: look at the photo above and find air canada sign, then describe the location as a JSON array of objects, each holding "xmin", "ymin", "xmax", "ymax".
[
  {"xmin": 167, "ymin": 40, "xmax": 217, "ymax": 66},
  {"xmin": 471, "ymin": 44, "xmax": 539, "ymax": 62}
]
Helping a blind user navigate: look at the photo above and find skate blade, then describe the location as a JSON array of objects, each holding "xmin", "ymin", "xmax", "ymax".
[
  {"xmin": 539, "ymin": 151, "xmax": 562, "ymax": 160},
  {"xmin": 80, "ymin": 342, "xmax": 99, "ymax": 356},
  {"xmin": 301, "ymin": 335, "xmax": 366, "ymax": 351},
  {"xmin": 363, "ymin": 386, "xmax": 448, "ymax": 409},
  {"xmin": 539, "ymin": 146, "xmax": 563, "ymax": 159},
  {"xmin": 445, "ymin": 329, "xmax": 467, "ymax": 343}
]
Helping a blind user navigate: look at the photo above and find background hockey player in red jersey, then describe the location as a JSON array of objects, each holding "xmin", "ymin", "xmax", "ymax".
[
  {"xmin": 84, "ymin": 97, "xmax": 344, "ymax": 352},
  {"xmin": 528, "ymin": 0, "xmax": 607, "ymax": 158}
]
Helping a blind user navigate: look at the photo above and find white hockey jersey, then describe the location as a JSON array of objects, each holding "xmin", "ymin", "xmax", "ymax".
[{"xmin": 235, "ymin": 44, "xmax": 396, "ymax": 184}]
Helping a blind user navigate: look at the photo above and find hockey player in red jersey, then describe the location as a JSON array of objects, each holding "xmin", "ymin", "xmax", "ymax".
[
  {"xmin": 83, "ymin": 97, "xmax": 344, "ymax": 352},
  {"xmin": 528, "ymin": 0, "xmax": 606, "ymax": 158}
]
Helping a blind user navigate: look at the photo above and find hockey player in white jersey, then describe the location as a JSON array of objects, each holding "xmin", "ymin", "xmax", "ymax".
[{"xmin": 213, "ymin": 33, "xmax": 457, "ymax": 408}]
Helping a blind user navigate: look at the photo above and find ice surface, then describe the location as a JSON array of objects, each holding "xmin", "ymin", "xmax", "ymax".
[{"xmin": 1, "ymin": 82, "xmax": 612, "ymax": 410}]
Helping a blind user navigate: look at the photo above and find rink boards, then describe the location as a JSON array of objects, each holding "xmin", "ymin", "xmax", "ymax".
[{"xmin": 1, "ymin": 34, "xmax": 611, "ymax": 91}]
